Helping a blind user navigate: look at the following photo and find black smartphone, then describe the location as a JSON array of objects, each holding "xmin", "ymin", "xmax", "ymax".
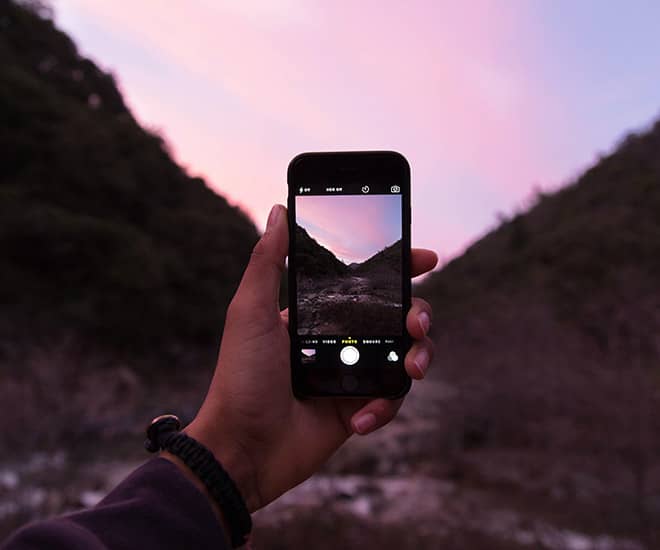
[{"xmin": 287, "ymin": 151, "xmax": 412, "ymax": 398}]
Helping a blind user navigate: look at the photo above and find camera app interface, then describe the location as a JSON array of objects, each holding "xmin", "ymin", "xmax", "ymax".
[{"xmin": 295, "ymin": 183, "xmax": 403, "ymax": 369}]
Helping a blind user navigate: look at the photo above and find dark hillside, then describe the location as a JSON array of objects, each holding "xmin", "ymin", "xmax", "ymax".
[
  {"xmin": 416, "ymin": 121, "xmax": 660, "ymax": 544},
  {"xmin": 355, "ymin": 239, "xmax": 401, "ymax": 274},
  {"xmin": 421, "ymin": 124, "xmax": 660, "ymax": 353},
  {"xmin": 0, "ymin": 1, "xmax": 259, "ymax": 358},
  {"xmin": 295, "ymin": 224, "xmax": 347, "ymax": 277}
]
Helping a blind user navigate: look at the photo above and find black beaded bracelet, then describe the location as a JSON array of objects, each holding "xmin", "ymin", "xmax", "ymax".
[{"xmin": 145, "ymin": 415, "xmax": 252, "ymax": 548}]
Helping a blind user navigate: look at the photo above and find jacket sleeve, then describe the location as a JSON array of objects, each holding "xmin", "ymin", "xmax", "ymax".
[{"xmin": 2, "ymin": 458, "xmax": 230, "ymax": 550}]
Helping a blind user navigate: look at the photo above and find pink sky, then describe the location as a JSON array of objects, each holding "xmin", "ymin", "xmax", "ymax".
[
  {"xmin": 297, "ymin": 194, "xmax": 401, "ymax": 264},
  {"xmin": 54, "ymin": 1, "xmax": 660, "ymax": 263}
]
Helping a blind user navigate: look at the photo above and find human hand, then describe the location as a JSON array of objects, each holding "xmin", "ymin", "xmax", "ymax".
[{"xmin": 182, "ymin": 204, "xmax": 437, "ymax": 512}]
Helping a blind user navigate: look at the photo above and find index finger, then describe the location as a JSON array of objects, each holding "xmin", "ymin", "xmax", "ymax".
[{"xmin": 412, "ymin": 248, "xmax": 438, "ymax": 277}]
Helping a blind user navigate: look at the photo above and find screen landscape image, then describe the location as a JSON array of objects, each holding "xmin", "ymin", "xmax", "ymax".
[{"xmin": 296, "ymin": 194, "xmax": 402, "ymax": 335}]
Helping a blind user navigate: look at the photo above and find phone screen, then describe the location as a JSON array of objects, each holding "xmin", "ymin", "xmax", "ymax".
[{"xmin": 291, "ymin": 181, "xmax": 406, "ymax": 380}]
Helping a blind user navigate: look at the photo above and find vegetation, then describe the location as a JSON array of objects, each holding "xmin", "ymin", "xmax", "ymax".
[
  {"xmin": 0, "ymin": 1, "xmax": 259, "ymax": 360},
  {"xmin": 419, "ymin": 125, "xmax": 660, "ymax": 354},
  {"xmin": 416, "ymin": 119, "xmax": 660, "ymax": 547}
]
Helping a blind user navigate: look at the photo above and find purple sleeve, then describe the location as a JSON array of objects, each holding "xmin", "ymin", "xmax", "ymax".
[{"xmin": 2, "ymin": 458, "xmax": 230, "ymax": 550}]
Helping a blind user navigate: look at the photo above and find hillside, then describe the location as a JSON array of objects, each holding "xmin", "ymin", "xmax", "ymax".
[
  {"xmin": 295, "ymin": 224, "xmax": 347, "ymax": 276},
  {"xmin": 417, "ymin": 119, "xmax": 660, "ymax": 448},
  {"xmin": 295, "ymin": 223, "xmax": 401, "ymax": 276},
  {"xmin": 0, "ymin": 1, "xmax": 259, "ymax": 359},
  {"xmin": 413, "ymin": 120, "xmax": 660, "ymax": 543},
  {"xmin": 354, "ymin": 239, "xmax": 401, "ymax": 275},
  {"xmin": 420, "ymin": 124, "xmax": 660, "ymax": 355}
]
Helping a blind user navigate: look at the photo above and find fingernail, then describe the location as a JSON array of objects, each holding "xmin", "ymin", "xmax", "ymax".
[
  {"xmin": 354, "ymin": 413, "xmax": 377, "ymax": 434},
  {"xmin": 414, "ymin": 349, "xmax": 429, "ymax": 377},
  {"xmin": 266, "ymin": 205, "xmax": 281, "ymax": 230},
  {"xmin": 418, "ymin": 311, "xmax": 431, "ymax": 334}
]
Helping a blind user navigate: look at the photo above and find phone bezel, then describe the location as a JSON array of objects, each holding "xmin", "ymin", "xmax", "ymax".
[{"xmin": 287, "ymin": 151, "xmax": 412, "ymax": 399}]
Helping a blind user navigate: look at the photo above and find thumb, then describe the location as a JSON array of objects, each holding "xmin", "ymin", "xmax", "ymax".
[{"xmin": 231, "ymin": 204, "xmax": 288, "ymax": 316}]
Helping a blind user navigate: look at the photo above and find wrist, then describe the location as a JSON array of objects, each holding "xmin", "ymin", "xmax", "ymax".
[
  {"xmin": 147, "ymin": 414, "xmax": 256, "ymax": 546},
  {"xmin": 183, "ymin": 420, "xmax": 262, "ymax": 513},
  {"xmin": 160, "ymin": 450, "xmax": 231, "ymax": 537}
]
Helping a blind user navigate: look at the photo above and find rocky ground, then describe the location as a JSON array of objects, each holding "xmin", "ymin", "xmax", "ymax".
[
  {"xmin": 1, "ymin": 369, "xmax": 654, "ymax": 548},
  {"xmin": 297, "ymin": 274, "xmax": 401, "ymax": 335}
]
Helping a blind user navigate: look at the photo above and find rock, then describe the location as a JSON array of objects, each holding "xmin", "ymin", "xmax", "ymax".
[
  {"xmin": 79, "ymin": 490, "xmax": 104, "ymax": 508},
  {"xmin": 0, "ymin": 470, "xmax": 19, "ymax": 490}
]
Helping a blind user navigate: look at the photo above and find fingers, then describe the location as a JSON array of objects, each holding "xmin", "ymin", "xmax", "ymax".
[
  {"xmin": 411, "ymin": 248, "xmax": 438, "ymax": 278},
  {"xmin": 280, "ymin": 308, "xmax": 289, "ymax": 326},
  {"xmin": 406, "ymin": 297, "xmax": 432, "ymax": 340},
  {"xmin": 348, "ymin": 325, "xmax": 435, "ymax": 436},
  {"xmin": 350, "ymin": 398, "xmax": 404, "ymax": 435},
  {"xmin": 405, "ymin": 336, "xmax": 434, "ymax": 380},
  {"xmin": 231, "ymin": 205, "xmax": 288, "ymax": 315},
  {"xmin": 405, "ymin": 297, "xmax": 434, "ymax": 378}
]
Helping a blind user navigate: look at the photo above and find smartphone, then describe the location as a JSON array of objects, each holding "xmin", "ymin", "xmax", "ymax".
[{"xmin": 287, "ymin": 151, "xmax": 412, "ymax": 398}]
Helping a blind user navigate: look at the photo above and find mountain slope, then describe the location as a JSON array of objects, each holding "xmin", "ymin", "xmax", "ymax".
[
  {"xmin": 355, "ymin": 239, "xmax": 401, "ymax": 275},
  {"xmin": 295, "ymin": 223, "xmax": 402, "ymax": 277},
  {"xmin": 420, "ymin": 123, "xmax": 660, "ymax": 355},
  {"xmin": 408, "ymin": 121, "xmax": 660, "ymax": 546},
  {"xmin": 417, "ymin": 120, "xmax": 660, "ymax": 459},
  {"xmin": 295, "ymin": 224, "xmax": 347, "ymax": 277},
  {"xmin": 0, "ymin": 1, "xmax": 259, "ymax": 358}
]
